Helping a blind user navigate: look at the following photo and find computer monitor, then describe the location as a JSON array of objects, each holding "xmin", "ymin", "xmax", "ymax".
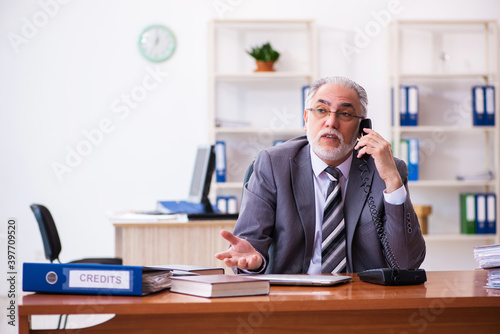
[{"xmin": 187, "ymin": 144, "xmax": 216, "ymax": 213}]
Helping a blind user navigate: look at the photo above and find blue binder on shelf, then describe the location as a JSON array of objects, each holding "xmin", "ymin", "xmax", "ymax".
[
  {"xmin": 399, "ymin": 86, "xmax": 408, "ymax": 126},
  {"xmin": 394, "ymin": 85, "xmax": 418, "ymax": 126},
  {"xmin": 216, "ymin": 195, "xmax": 238, "ymax": 214},
  {"xmin": 473, "ymin": 85, "xmax": 486, "ymax": 126},
  {"xmin": 216, "ymin": 196, "xmax": 227, "ymax": 213},
  {"xmin": 215, "ymin": 141, "xmax": 226, "ymax": 183},
  {"xmin": 23, "ymin": 262, "xmax": 172, "ymax": 296},
  {"xmin": 406, "ymin": 86, "xmax": 419, "ymax": 126},
  {"xmin": 407, "ymin": 138, "xmax": 419, "ymax": 181},
  {"xmin": 485, "ymin": 86, "xmax": 495, "ymax": 126},
  {"xmin": 475, "ymin": 193, "xmax": 487, "ymax": 234},
  {"xmin": 473, "ymin": 85, "xmax": 495, "ymax": 126},
  {"xmin": 486, "ymin": 193, "xmax": 497, "ymax": 234},
  {"xmin": 302, "ymin": 85, "xmax": 309, "ymax": 126}
]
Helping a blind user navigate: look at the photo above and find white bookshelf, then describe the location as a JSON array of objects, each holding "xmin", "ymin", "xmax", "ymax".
[
  {"xmin": 388, "ymin": 20, "xmax": 500, "ymax": 269},
  {"xmin": 207, "ymin": 19, "xmax": 318, "ymax": 210}
]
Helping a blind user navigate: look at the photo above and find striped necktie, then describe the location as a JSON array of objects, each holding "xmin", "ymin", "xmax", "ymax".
[{"xmin": 321, "ymin": 166, "xmax": 347, "ymax": 273}]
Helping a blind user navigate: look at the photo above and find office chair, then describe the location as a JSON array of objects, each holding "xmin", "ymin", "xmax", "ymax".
[
  {"xmin": 30, "ymin": 204, "xmax": 122, "ymax": 265},
  {"xmin": 241, "ymin": 159, "xmax": 255, "ymax": 200},
  {"xmin": 30, "ymin": 203, "xmax": 122, "ymax": 330}
]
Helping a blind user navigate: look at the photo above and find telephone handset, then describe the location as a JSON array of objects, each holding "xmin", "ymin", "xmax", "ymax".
[
  {"xmin": 359, "ymin": 118, "xmax": 372, "ymax": 136},
  {"xmin": 356, "ymin": 117, "xmax": 427, "ymax": 285},
  {"xmin": 357, "ymin": 118, "xmax": 372, "ymax": 160}
]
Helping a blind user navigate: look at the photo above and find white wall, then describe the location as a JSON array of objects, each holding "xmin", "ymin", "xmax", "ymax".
[{"xmin": 1, "ymin": 0, "xmax": 499, "ymax": 269}]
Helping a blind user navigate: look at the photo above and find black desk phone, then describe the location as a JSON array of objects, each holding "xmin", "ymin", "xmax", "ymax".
[{"xmin": 356, "ymin": 118, "xmax": 427, "ymax": 286}]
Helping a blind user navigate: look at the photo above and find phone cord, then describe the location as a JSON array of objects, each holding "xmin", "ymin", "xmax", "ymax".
[
  {"xmin": 366, "ymin": 195, "xmax": 400, "ymax": 270},
  {"xmin": 359, "ymin": 163, "xmax": 400, "ymax": 270}
]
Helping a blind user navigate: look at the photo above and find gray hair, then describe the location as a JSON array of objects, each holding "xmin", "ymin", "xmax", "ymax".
[{"xmin": 305, "ymin": 76, "xmax": 368, "ymax": 118}]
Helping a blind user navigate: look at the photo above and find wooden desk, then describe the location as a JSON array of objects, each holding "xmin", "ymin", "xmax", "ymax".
[
  {"xmin": 19, "ymin": 271, "xmax": 500, "ymax": 334},
  {"xmin": 113, "ymin": 219, "xmax": 236, "ymax": 268}
]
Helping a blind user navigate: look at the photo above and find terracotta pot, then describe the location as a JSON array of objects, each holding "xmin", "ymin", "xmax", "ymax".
[{"xmin": 254, "ymin": 60, "xmax": 275, "ymax": 72}]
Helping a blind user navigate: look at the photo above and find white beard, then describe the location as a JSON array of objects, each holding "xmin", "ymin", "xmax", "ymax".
[{"xmin": 307, "ymin": 127, "xmax": 358, "ymax": 163}]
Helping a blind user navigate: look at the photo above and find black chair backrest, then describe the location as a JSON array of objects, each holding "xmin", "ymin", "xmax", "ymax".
[
  {"xmin": 241, "ymin": 159, "xmax": 255, "ymax": 200},
  {"xmin": 30, "ymin": 204, "xmax": 61, "ymax": 263},
  {"xmin": 243, "ymin": 159, "xmax": 255, "ymax": 185}
]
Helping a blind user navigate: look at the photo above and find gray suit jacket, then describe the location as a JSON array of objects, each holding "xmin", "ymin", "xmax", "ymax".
[{"xmin": 233, "ymin": 136, "xmax": 426, "ymax": 273}]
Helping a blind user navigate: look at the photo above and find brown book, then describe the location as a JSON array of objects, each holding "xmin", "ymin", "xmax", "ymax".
[{"xmin": 170, "ymin": 274, "xmax": 270, "ymax": 298}]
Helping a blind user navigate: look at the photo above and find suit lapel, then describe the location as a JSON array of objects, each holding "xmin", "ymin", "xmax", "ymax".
[
  {"xmin": 344, "ymin": 152, "xmax": 374, "ymax": 272},
  {"xmin": 290, "ymin": 146, "xmax": 316, "ymax": 271}
]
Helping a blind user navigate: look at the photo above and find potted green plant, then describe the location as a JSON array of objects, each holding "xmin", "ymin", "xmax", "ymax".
[{"xmin": 246, "ymin": 42, "xmax": 280, "ymax": 72}]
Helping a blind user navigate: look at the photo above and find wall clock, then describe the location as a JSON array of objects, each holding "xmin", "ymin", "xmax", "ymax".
[{"xmin": 138, "ymin": 24, "xmax": 176, "ymax": 62}]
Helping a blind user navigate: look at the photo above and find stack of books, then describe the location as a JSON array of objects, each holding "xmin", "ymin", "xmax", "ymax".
[
  {"xmin": 22, "ymin": 263, "xmax": 226, "ymax": 296},
  {"xmin": 474, "ymin": 244, "xmax": 500, "ymax": 289},
  {"xmin": 23, "ymin": 263, "xmax": 273, "ymax": 298}
]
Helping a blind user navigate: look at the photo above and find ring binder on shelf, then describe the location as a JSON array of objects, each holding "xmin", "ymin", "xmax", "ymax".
[
  {"xmin": 215, "ymin": 141, "xmax": 226, "ymax": 183},
  {"xmin": 476, "ymin": 193, "xmax": 487, "ymax": 234},
  {"xmin": 486, "ymin": 193, "xmax": 497, "ymax": 234},
  {"xmin": 473, "ymin": 85, "xmax": 495, "ymax": 126}
]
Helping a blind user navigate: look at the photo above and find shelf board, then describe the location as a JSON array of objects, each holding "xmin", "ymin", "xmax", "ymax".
[
  {"xmin": 393, "ymin": 126, "xmax": 496, "ymax": 133},
  {"xmin": 391, "ymin": 73, "xmax": 495, "ymax": 79},
  {"xmin": 395, "ymin": 19, "xmax": 497, "ymax": 26},
  {"xmin": 213, "ymin": 19, "xmax": 315, "ymax": 26},
  {"xmin": 409, "ymin": 180, "xmax": 496, "ymax": 187},
  {"xmin": 423, "ymin": 234, "xmax": 497, "ymax": 242},
  {"xmin": 214, "ymin": 127, "xmax": 305, "ymax": 135},
  {"xmin": 214, "ymin": 72, "xmax": 315, "ymax": 80},
  {"xmin": 214, "ymin": 182, "xmax": 243, "ymax": 189}
]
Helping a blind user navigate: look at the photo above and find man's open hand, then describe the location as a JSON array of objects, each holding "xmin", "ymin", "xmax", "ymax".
[{"xmin": 215, "ymin": 230, "xmax": 263, "ymax": 271}]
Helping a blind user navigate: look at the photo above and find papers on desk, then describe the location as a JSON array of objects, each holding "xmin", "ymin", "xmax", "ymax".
[
  {"xmin": 456, "ymin": 170, "xmax": 494, "ymax": 181},
  {"xmin": 147, "ymin": 264, "xmax": 225, "ymax": 276},
  {"xmin": 111, "ymin": 212, "xmax": 188, "ymax": 222},
  {"xmin": 474, "ymin": 244, "xmax": 500, "ymax": 269},
  {"xmin": 485, "ymin": 269, "xmax": 500, "ymax": 289},
  {"xmin": 474, "ymin": 244, "xmax": 500, "ymax": 289}
]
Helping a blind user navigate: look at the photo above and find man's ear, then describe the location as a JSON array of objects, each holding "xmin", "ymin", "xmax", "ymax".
[{"xmin": 303, "ymin": 109, "xmax": 308, "ymax": 131}]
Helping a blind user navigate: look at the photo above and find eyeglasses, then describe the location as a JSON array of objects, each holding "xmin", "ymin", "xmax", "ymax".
[{"xmin": 307, "ymin": 108, "xmax": 363, "ymax": 122}]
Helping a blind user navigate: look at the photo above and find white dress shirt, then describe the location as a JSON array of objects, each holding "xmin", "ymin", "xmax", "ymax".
[{"xmin": 307, "ymin": 148, "xmax": 407, "ymax": 274}]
